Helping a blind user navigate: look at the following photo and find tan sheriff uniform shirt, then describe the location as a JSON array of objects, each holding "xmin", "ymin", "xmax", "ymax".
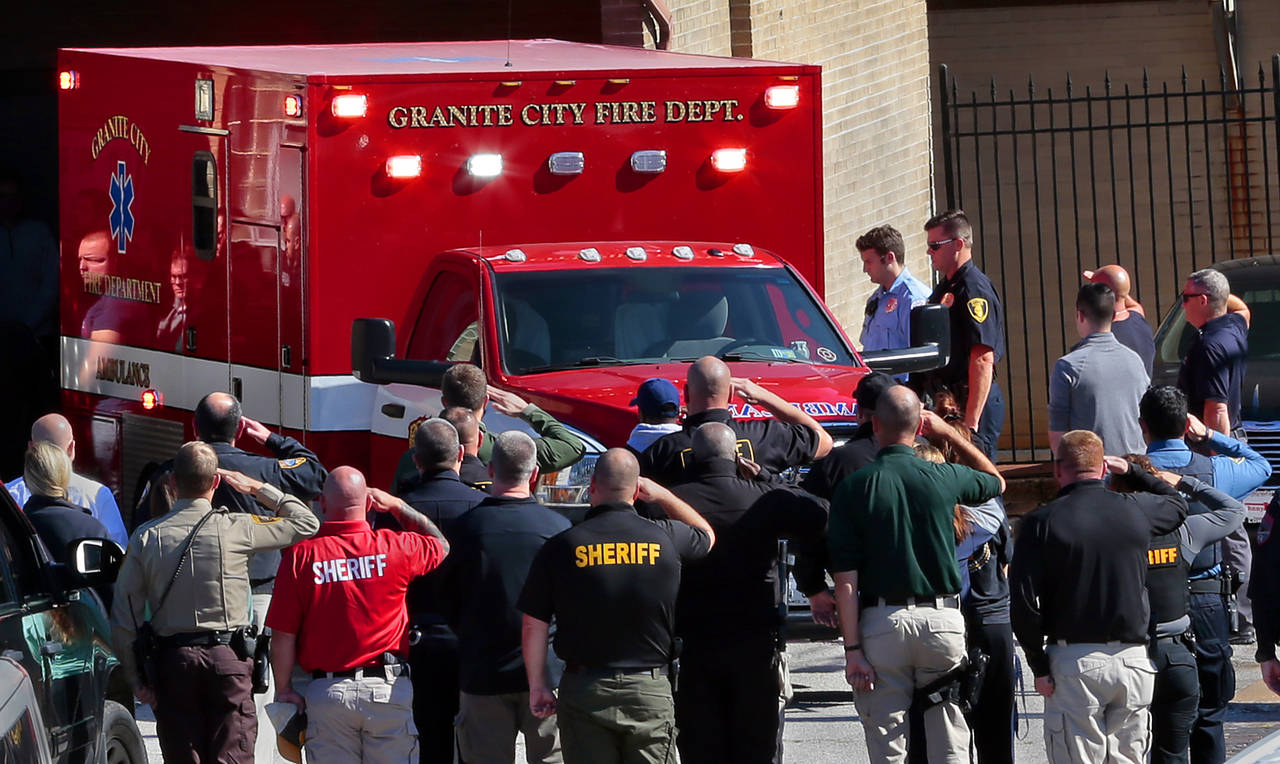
[{"xmin": 109, "ymin": 484, "xmax": 320, "ymax": 686}]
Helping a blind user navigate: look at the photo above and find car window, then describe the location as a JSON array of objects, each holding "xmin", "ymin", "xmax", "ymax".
[
  {"xmin": 1155, "ymin": 306, "xmax": 1196, "ymax": 365},
  {"xmin": 0, "ymin": 518, "xmax": 30, "ymax": 610},
  {"xmin": 1239, "ymin": 286, "xmax": 1280, "ymax": 361}
]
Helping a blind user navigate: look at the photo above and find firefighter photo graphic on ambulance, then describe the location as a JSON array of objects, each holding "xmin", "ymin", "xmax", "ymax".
[{"xmin": 108, "ymin": 161, "xmax": 135, "ymax": 254}]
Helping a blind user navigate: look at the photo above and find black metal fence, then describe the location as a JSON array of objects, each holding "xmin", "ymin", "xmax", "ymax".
[{"xmin": 938, "ymin": 56, "xmax": 1280, "ymax": 462}]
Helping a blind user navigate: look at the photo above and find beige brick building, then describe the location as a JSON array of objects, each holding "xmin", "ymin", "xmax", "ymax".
[{"xmin": 605, "ymin": 0, "xmax": 937, "ymax": 330}]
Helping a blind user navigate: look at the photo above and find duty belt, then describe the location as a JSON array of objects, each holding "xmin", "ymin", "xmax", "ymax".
[
  {"xmin": 158, "ymin": 630, "xmax": 236, "ymax": 648},
  {"xmin": 863, "ymin": 594, "xmax": 961, "ymax": 610},
  {"xmin": 1189, "ymin": 578, "xmax": 1228, "ymax": 595}
]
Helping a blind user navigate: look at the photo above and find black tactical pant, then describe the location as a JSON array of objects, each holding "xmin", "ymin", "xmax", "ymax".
[
  {"xmin": 1189, "ymin": 591, "xmax": 1234, "ymax": 764},
  {"xmin": 1149, "ymin": 633, "xmax": 1199, "ymax": 764},
  {"xmin": 409, "ymin": 624, "xmax": 458, "ymax": 764},
  {"xmin": 675, "ymin": 635, "xmax": 780, "ymax": 764}
]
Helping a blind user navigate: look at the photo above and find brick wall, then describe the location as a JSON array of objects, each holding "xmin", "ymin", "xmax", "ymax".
[{"xmin": 624, "ymin": 0, "xmax": 935, "ymax": 331}]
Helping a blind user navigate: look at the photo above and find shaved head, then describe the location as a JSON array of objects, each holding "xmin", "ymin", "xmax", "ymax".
[
  {"xmin": 30, "ymin": 414, "xmax": 74, "ymax": 451},
  {"xmin": 591, "ymin": 448, "xmax": 640, "ymax": 505},
  {"xmin": 687, "ymin": 356, "xmax": 732, "ymax": 411},
  {"xmin": 873, "ymin": 386, "xmax": 923, "ymax": 442},
  {"xmin": 691, "ymin": 422, "xmax": 737, "ymax": 461},
  {"xmin": 441, "ymin": 406, "xmax": 480, "ymax": 454},
  {"xmin": 1088, "ymin": 265, "xmax": 1132, "ymax": 300},
  {"xmin": 322, "ymin": 466, "xmax": 369, "ymax": 520}
]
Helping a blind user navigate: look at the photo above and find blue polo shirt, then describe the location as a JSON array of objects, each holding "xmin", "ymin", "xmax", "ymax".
[
  {"xmin": 1146, "ymin": 431, "xmax": 1271, "ymax": 501},
  {"xmin": 861, "ymin": 267, "xmax": 931, "ymax": 353}
]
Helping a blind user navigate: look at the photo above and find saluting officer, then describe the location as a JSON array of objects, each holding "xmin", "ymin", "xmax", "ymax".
[
  {"xmin": 268, "ymin": 466, "xmax": 450, "ymax": 764},
  {"xmin": 110, "ymin": 442, "xmax": 320, "ymax": 764},
  {"xmin": 915, "ymin": 210, "xmax": 1006, "ymax": 460},
  {"xmin": 669, "ymin": 422, "xmax": 827, "ymax": 763},
  {"xmin": 639, "ymin": 356, "xmax": 832, "ymax": 485},
  {"xmin": 1111, "ymin": 456, "xmax": 1244, "ymax": 764},
  {"xmin": 519, "ymin": 449, "xmax": 715, "ymax": 764}
]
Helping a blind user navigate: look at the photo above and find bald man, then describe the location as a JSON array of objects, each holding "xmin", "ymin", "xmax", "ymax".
[
  {"xmin": 6, "ymin": 413, "xmax": 127, "ymax": 545},
  {"xmin": 111, "ymin": 442, "xmax": 320, "ymax": 764},
  {"xmin": 520, "ymin": 448, "xmax": 714, "ymax": 764},
  {"xmin": 267, "ymin": 466, "xmax": 449, "ymax": 764},
  {"xmin": 1084, "ymin": 265, "xmax": 1155, "ymax": 374},
  {"xmin": 639, "ymin": 356, "xmax": 833, "ymax": 485}
]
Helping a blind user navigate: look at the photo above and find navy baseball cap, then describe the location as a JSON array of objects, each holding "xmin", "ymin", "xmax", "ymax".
[
  {"xmin": 854, "ymin": 372, "xmax": 898, "ymax": 413},
  {"xmin": 631, "ymin": 378, "xmax": 681, "ymax": 417}
]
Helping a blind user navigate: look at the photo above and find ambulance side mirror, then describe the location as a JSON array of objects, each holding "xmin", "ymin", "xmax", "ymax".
[
  {"xmin": 351, "ymin": 318, "xmax": 452, "ymax": 387},
  {"xmin": 860, "ymin": 304, "xmax": 951, "ymax": 376}
]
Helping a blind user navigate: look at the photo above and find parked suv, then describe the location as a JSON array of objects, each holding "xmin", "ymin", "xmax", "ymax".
[
  {"xmin": 0, "ymin": 484, "xmax": 144, "ymax": 763},
  {"xmin": 1151, "ymin": 255, "xmax": 1280, "ymax": 522}
]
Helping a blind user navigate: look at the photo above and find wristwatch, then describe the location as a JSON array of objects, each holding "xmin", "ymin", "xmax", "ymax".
[{"xmin": 843, "ymin": 643, "xmax": 862, "ymax": 653}]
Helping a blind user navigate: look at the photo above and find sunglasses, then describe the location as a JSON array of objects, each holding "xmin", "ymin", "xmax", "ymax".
[
  {"xmin": 927, "ymin": 238, "xmax": 957, "ymax": 252},
  {"xmin": 1179, "ymin": 291, "xmax": 1206, "ymax": 303}
]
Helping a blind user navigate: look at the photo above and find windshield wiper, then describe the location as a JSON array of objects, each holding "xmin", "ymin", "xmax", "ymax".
[{"xmin": 520, "ymin": 356, "xmax": 631, "ymax": 374}]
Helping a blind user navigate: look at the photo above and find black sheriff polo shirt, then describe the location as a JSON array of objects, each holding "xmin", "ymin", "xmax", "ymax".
[
  {"xmin": 518, "ymin": 501, "xmax": 712, "ymax": 670},
  {"xmin": 921, "ymin": 260, "xmax": 1006, "ymax": 390},
  {"xmin": 638, "ymin": 409, "xmax": 820, "ymax": 485}
]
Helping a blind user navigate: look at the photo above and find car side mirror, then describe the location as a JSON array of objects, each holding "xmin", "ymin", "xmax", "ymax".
[
  {"xmin": 860, "ymin": 304, "xmax": 952, "ymax": 376},
  {"xmin": 68, "ymin": 538, "xmax": 125, "ymax": 584},
  {"xmin": 352, "ymin": 318, "xmax": 454, "ymax": 387}
]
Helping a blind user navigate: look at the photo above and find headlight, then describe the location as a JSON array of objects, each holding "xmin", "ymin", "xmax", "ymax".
[{"xmin": 537, "ymin": 453, "xmax": 600, "ymax": 507}]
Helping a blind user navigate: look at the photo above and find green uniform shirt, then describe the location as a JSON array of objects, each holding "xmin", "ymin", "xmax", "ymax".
[{"xmin": 827, "ymin": 444, "xmax": 1001, "ymax": 600}]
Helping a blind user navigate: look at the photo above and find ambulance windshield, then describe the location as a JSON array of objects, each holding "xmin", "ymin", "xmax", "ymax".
[{"xmin": 492, "ymin": 266, "xmax": 854, "ymax": 375}]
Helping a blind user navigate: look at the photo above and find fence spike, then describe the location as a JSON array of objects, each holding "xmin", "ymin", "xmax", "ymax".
[
  {"xmin": 1028, "ymin": 73, "xmax": 1035, "ymax": 96},
  {"xmin": 1143, "ymin": 68, "xmax": 1150, "ymax": 93},
  {"xmin": 1181, "ymin": 66, "xmax": 1188, "ymax": 89},
  {"xmin": 1105, "ymin": 71, "xmax": 1112, "ymax": 93},
  {"xmin": 1260, "ymin": 63, "xmax": 1267, "ymax": 87},
  {"xmin": 1220, "ymin": 68, "xmax": 1228, "ymax": 90},
  {"xmin": 1066, "ymin": 72, "xmax": 1074, "ymax": 97},
  {"xmin": 990, "ymin": 77, "xmax": 998, "ymax": 99}
]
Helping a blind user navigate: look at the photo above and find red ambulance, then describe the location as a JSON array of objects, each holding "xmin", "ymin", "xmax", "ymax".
[{"xmin": 56, "ymin": 40, "xmax": 944, "ymax": 509}]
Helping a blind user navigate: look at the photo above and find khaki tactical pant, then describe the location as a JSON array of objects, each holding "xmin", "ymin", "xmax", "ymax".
[
  {"xmin": 1043, "ymin": 643, "xmax": 1155, "ymax": 764},
  {"xmin": 557, "ymin": 669, "xmax": 676, "ymax": 764},
  {"xmin": 304, "ymin": 672, "xmax": 418, "ymax": 764},
  {"xmin": 454, "ymin": 690, "xmax": 562, "ymax": 763},
  {"xmin": 854, "ymin": 603, "xmax": 970, "ymax": 763}
]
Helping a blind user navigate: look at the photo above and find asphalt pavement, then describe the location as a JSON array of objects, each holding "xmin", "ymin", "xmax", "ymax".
[{"xmin": 134, "ymin": 636, "xmax": 1280, "ymax": 762}]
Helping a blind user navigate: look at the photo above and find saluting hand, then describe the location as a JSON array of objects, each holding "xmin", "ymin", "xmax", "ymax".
[
  {"xmin": 919, "ymin": 409, "xmax": 950, "ymax": 440},
  {"xmin": 1102, "ymin": 456, "xmax": 1131, "ymax": 475},
  {"xmin": 528, "ymin": 686, "xmax": 557, "ymax": 719},
  {"xmin": 367, "ymin": 488, "xmax": 401, "ymax": 514},
  {"xmin": 240, "ymin": 416, "xmax": 272, "ymax": 445},
  {"xmin": 636, "ymin": 477, "xmax": 671, "ymax": 505},
  {"xmin": 487, "ymin": 388, "xmax": 530, "ymax": 417},
  {"xmin": 217, "ymin": 469, "xmax": 264, "ymax": 495},
  {"xmin": 1185, "ymin": 414, "xmax": 1210, "ymax": 442},
  {"xmin": 730, "ymin": 377, "xmax": 766, "ymax": 405}
]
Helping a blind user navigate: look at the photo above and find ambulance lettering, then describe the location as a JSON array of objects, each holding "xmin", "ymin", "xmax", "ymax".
[{"xmin": 313, "ymin": 553, "xmax": 389, "ymax": 584}]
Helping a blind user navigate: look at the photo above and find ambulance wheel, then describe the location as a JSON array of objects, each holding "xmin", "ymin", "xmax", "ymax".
[{"xmin": 102, "ymin": 700, "xmax": 146, "ymax": 764}]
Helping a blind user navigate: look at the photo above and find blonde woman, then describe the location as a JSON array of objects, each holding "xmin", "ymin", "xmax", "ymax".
[{"xmin": 22, "ymin": 441, "xmax": 112, "ymax": 566}]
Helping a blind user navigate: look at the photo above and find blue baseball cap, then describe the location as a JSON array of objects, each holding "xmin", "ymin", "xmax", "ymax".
[{"xmin": 631, "ymin": 378, "xmax": 681, "ymax": 417}]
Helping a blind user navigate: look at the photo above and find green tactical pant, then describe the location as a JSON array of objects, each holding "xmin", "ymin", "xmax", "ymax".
[{"xmin": 556, "ymin": 669, "xmax": 676, "ymax": 764}]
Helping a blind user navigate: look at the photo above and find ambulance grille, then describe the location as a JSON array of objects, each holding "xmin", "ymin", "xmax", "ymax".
[
  {"xmin": 121, "ymin": 414, "xmax": 186, "ymax": 522},
  {"xmin": 1243, "ymin": 428, "xmax": 1280, "ymax": 489}
]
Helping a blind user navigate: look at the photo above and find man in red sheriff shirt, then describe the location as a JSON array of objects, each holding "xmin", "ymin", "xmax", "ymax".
[{"xmin": 267, "ymin": 466, "xmax": 450, "ymax": 764}]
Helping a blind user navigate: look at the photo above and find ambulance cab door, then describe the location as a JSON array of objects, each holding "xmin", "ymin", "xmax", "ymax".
[
  {"xmin": 227, "ymin": 222, "xmax": 283, "ymax": 428},
  {"xmin": 277, "ymin": 145, "xmax": 305, "ymax": 436}
]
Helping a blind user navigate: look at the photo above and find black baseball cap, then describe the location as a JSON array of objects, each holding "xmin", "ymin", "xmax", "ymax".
[{"xmin": 854, "ymin": 372, "xmax": 898, "ymax": 414}]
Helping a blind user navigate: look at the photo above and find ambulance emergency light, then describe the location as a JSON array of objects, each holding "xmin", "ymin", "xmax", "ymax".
[
  {"xmin": 466, "ymin": 154, "xmax": 504, "ymax": 178},
  {"xmin": 764, "ymin": 85, "xmax": 800, "ymax": 109},
  {"xmin": 284, "ymin": 95, "xmax": 304, "ymax": 118},
  {"xmin": 385, "ymin": 155, "xmax": 423, "ymax": 179},
  {"xmin": 710, "ymin": 148, "xmax": 748, "ymax": 173},
  {"xmin": 58, "ymin": 70, "xmax": 80, "ymax": 90},
  {"xmin": 331, "ymin": 94, "xmax": 368, "ymax": 118}
]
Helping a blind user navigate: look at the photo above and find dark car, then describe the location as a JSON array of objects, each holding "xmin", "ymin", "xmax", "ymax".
[
  {"xmin": 1151, "ymin": 255, "xmax": 1280, "ymax": 522},
  {"xmin": 0, "ymin": 484, "xmax": 145, "ymax": 763}
]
